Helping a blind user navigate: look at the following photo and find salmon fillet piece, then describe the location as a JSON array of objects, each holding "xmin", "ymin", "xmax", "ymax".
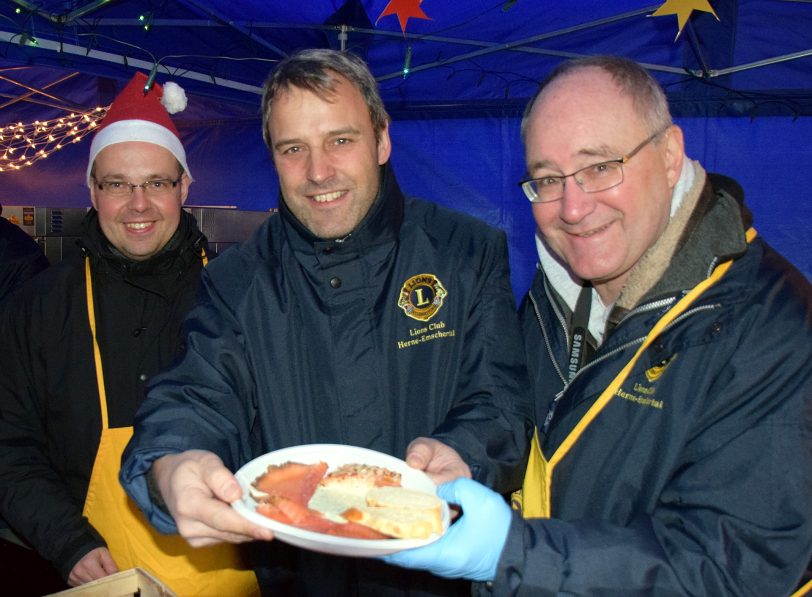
[{"xmin": 253, "ymin": 461, "xmax": 328, "ymax": 504}]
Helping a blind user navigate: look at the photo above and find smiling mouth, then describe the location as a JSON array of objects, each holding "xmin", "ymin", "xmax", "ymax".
[
  {"xmin": 311, "ymin": 190, "xmax": 344, "ymax": 203},
  {"xmin": 125, "ymin": 222, "xmax": 153, "ymax": 231},
  {"xmin": 573, "ymin": 222, "xmax": 611, "ymax": 238}
]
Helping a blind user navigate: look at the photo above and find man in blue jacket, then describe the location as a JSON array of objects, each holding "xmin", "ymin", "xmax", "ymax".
[
  {"xmin": 120, "ymin": 49, "xmax": 532, "ymax": 596},
  {"xmin": 384, "ymin": 56, "xmax": 812, "ymax": 596}
]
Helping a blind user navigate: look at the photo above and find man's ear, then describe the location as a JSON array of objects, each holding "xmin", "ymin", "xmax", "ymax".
[
  {"xmin": 179, "ymin": 173, "xmax": 192, "ymax": 205},
  {"xmin": 377, "ymin": 122, "xmax": 392, "ymax": 165},
  {"xmin": 89, "ymin": 182, "xmax": 99, "ymax": 211},
  {"xmin": 663, "ymin": 124, "xmax": 685, "ymax": 188}
]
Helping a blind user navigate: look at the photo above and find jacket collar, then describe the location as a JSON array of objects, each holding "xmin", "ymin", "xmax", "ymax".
[
  {"xmin": 79, "ymin": 208, "xmax": 207, "ymax": 277},
  {"xmin": 630, "ymin": 171, "xmax": 749, "ymax": 307},
  {"xmin": 278, "ymin": 162, "xmax": 405, "ymax": 254},
  {"xmin": 614, "ymin": 160, "xmax": 708, "ymax": 311}
]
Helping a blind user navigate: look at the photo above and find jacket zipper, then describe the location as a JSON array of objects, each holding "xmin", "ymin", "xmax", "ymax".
[{"xmin": 529, "ymin": 280, "xmax": 723, "ymax": 429}]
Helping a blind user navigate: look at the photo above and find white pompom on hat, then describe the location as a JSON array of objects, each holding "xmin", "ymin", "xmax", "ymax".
[{"xmin": 86, "ymin": 71, "xmax": 192, "ymax": 182}]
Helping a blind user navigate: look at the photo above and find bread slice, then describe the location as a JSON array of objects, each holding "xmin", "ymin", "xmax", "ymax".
[
  {"xmin": 308, "ymin": 486, "xmax": 367, "ymax": 522},
  {"xmin": 364, "ymin": 486, "xmax": 441, "ymax": 511},
  {"xmin": 341, "ymin": 487, "xmax": 443, "ymax": 539}
]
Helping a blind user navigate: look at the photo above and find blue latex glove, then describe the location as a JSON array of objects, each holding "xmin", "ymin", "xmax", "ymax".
[{"xmin": 380, "ymin": 477, "xmax": 512, "ymax": 581}]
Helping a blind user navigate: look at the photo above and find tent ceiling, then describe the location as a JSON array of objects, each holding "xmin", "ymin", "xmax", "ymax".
[{"xmin": 1, "ymin": 0, "xmax": 810, "ymax": 122}]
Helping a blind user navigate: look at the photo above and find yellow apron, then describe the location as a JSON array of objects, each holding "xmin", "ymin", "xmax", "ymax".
[
  {"xmin": 81, "ymin": 257, "xmax": 259, "ymax": 596},
  {"xmin": 513, "ymin": 230, "xmax": 753, "ymax": 518}
]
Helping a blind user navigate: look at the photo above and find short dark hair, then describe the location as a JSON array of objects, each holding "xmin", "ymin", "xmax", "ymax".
[
  {"xmin": 261, "ymin": 49, "xmax": 390, "ymax": 149},
  {"xmin": 520, "ymin": 55, "xmax": 672, "ymax": 142}
]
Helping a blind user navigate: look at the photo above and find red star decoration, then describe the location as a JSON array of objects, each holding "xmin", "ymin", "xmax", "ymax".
[{"xmin": 376, "ymin": 0, "xmax": 432, "ymax": 34}]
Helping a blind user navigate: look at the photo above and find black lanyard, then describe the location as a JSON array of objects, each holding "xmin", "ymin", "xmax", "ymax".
[
  {"xmin": 567, "ymin": 283, "xmax": 592, "ymax": 382},
  {"xmin": 542, "ymin": 284, "xmax": 592, "ymax": 434}
]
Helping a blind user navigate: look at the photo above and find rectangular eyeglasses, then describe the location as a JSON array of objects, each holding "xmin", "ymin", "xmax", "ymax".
[
  {"xmin": 519, "ymin": 127, "xmax": 668, "ymax": 204},
  {"xmin": 93, "ymin": 176, "xmax": 182, "ymax": 197}
]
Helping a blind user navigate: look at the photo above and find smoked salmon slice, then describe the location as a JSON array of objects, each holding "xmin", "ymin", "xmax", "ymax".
[
  {"xmin": 253, "ymin": 461, "xmax": 328, "ymax": 504},
  {"xmin": 252, "ymin": 461, "xmax": 392, "ymax": 540}
]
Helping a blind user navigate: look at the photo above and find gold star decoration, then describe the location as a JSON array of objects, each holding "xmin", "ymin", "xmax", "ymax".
[
  {"xmin": 650, "ymin": 0, "xmax": 719, "ymax": 41},
  {"xmin": 376, "ymin": 0, "xmax": 432, "ymax": 35}
]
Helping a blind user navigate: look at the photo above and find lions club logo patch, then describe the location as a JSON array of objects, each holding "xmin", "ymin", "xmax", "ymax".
[
  {"xmin": 398, "ymin": 274, "xmax": 447, "ymax": 322},
  {"xmin": 645, "ymin": 355, "xmax": 676, "ymax": 382}
]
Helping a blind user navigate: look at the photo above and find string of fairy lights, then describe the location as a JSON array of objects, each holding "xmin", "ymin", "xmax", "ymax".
[{"xmin": 0, "ymin": 106, "xmax": 108, "ymax": 172}]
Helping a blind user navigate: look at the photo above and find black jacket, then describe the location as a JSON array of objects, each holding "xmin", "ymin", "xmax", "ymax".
[
  {"xmin": 0, "ymin": 209, "xmax": 207, "ymax": 579},
  {"xmin": 0, "ymin": 215, "xmax": 49, "ymax": 303}
]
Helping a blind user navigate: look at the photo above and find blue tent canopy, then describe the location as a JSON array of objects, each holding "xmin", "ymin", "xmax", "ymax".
[{"xmin": 2, "ymin": 0, "xmax": 811, "ymax": 294}]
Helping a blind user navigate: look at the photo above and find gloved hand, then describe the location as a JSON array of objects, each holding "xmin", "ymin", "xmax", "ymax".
[{"xmin": 380, "ymin": 477, "xmax": 512, "ymax": 581}]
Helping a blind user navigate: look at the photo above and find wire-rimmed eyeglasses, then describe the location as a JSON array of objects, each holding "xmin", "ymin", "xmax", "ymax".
[
  {"xmin": 93, "ymin": 176, "xmax": 182, "ymax": 197},
  {"xmin": 518, "ymin": 127, "xmax": 668, "ymax": 204}
]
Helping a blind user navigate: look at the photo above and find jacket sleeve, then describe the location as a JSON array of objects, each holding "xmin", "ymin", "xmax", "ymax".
[
  {"xmin": 120, "ymin": 264, "xmax": 257, "ymax": 533},
  {"xmin": 490, "ymin": 262, "xmax": 812, "ymax": 596},
  {"xmin": 0, "ymin": 301, "xmax": 104, "ymax": 580},
  {"xmin": 431, "ymin": 229, "xmax": 533, "ymax": 494}
]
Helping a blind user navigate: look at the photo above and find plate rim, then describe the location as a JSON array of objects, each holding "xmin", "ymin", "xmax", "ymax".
[{"xmin": 232, "ymin": 443, "xmax": 449, "ymax": 555}]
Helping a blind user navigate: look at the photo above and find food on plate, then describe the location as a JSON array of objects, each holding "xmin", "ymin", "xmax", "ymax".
[
  {"xmin": 252, "ymin": 461, "xmax": 389, "ymax": 539},
  {"xmin": 256, "ymin": 497, "xmax": 389, "ymax": 539},
  {"xmin": 308, "ymin": 463, "xmax": 404, "ymax": 517},
  {"xmin": 251, "ymin": 460, "xmax": 442, "ymax": 540},
  {"xmin": 252, "ymin": 461, "xmax": 328, "ymax": 502},
  {"xmin": 319, "ymin": 463, "xmax": 402, "ymax": 495},
  {"xmin": 341, "ymin": 486, "xmax": 444, "ymax": 539}
]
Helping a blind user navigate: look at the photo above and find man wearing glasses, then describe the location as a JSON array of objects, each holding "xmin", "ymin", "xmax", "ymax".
[
  {"xmin": 384, "ymin": 56, "xmax": 812, "ymax": 596},
  {"xmin": 0, "ymin": 73, "xmax": 257, "ymax": 595}
]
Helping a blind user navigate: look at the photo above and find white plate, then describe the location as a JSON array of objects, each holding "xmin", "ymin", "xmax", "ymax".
[{"xmin": 232, "ymin": 444, "xmax": 450, "ymax": 557}]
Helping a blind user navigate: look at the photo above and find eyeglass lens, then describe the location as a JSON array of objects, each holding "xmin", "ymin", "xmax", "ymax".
[
  {"xmin": 526, "ymin": 161, "xmax": 624, "ymax": 203},
  {"xmin": 97, "ymin": 179, "xmax": 179, "ymax": 196}
]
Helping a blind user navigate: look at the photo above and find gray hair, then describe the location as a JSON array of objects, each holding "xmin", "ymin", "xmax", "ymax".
[
  {"xmin": 520, "ymin": 55, "xmax": 672, "ymax": 142},
  {"xmin": 261, "ymin": 49, "xmax": 390, "ymax": 149}
]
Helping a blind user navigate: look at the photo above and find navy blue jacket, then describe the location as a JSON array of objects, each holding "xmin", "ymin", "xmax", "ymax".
[
  {"xmin": 122, "ymin": 165, "xmax": 532, "ymax": 596},
  {"xmin": 495, "ymin": 175, "xmax": 812, "ymax": 596}
]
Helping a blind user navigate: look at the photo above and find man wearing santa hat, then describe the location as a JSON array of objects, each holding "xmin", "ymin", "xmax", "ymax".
[{"xmin": 0, "ymin": 72, "xmax": 258, "ymax": 595}]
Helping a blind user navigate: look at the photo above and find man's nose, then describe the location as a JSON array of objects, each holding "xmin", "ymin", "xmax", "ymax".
[
  {"xmin": 126, "ymin": 185, "xmax": 151, "ymax": 210},
  {"xmin": 306, "ymin": 149, "xmax": 335, "ymax": 183},
  {"xmin": 559, "ymin": 177, "xmax": 596, "ymax": 223}
]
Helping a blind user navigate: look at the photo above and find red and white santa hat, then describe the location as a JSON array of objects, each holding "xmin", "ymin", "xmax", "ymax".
[{"xmin": 86, "ymin": 71, "xmax": 192, "ymax": 182}]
